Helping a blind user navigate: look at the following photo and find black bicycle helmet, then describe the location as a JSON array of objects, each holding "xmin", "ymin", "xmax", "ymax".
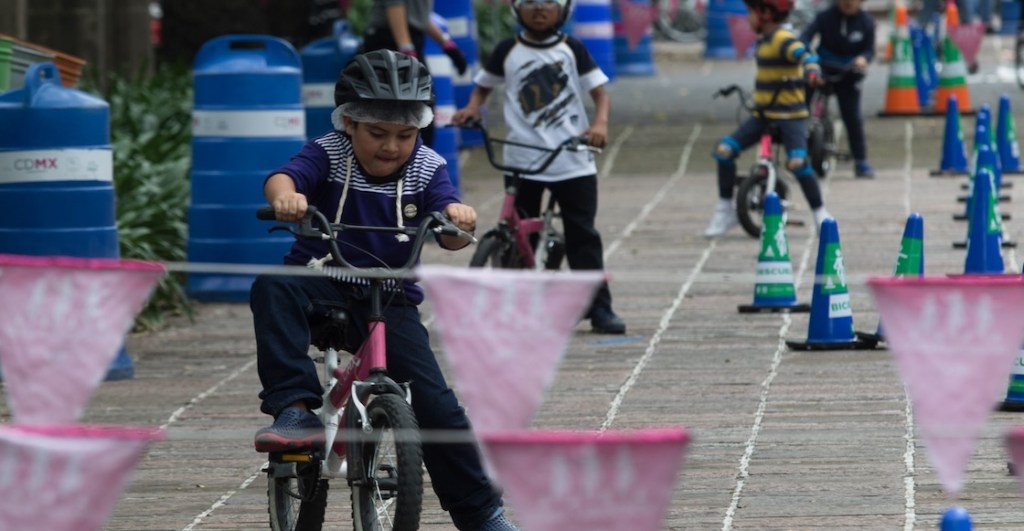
[
  {"xmin": 512, "ymin": 0, "xmax": 574, "ymax": 30},
  {"xmin": 334, "ymin": 49, "xmax": 434, "ymax": 108}
]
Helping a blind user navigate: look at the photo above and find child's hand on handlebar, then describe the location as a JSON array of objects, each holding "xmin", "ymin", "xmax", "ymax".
[
  {"xmin": 443, "ymin": 203, "xmax": 477, "ymax": 234},
  {"xmin": 270, "ymin": 192, "xmax": 309, "ymax": 222},
  {"xmin": 852, "ymin": 56, "xmax": 868, "ymax": 72},
  {"xmin": 582, "ymin": 124, "xmax": 608, "ymax": 149},
  {"xmin": 451, "ymin": 107, "xmax": 481, "ymax": 126}
]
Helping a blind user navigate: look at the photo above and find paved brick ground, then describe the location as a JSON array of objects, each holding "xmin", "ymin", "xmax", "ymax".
[{"xmin": 8, "ymin": 32, "xmax": 1024, "ymax": 531}]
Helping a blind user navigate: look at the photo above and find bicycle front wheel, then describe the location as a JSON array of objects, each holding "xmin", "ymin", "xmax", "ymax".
[
  {"xmin": 736, "ymin": 170, "xmax": 790, "ymax": 238},
  {"xmin": 469, "ymin": 232, "xmax": 519, "ymax": 268},
  {"xmin": 267, "ymin": 459, "xmax": 329, "ymax": 531},
  {"xmin": 654, "ymin": 0, "xmax": 705, "ymax": 43},
  {"xmin": 348, "ymin": 394, "xmax": 424, "ymax": 531}
]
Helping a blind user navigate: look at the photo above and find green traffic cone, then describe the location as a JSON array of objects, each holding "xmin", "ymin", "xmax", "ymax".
[
  {"xmin": 855, "ymin": 213, "xmax": 924, "ymax": 349},
  {"xmin": 738, "ymin": 192, "xmax": 809, "ymax": 313}
]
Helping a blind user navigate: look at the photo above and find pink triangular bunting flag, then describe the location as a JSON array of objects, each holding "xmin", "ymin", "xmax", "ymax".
[
  {"xmin": 867, "ymin": 276, "xmax": 1024, "ymax": 494},
  {"xmin": 948, "ymin": 22, "xmax": 985, "ymax": 65},
  {"xmin": 727, "ymin": 14, "xmax": 758, "ymax": 59},
  {"xmin": 417, "ymin": 265, "xmax": 602, "ymax": 433},
  {"xmin": 618, "ymin": 0, "xmax": 658, "ymax": 51},
  {"xmin": 0, "ymin": 424, "xmax": 164, "ymax": 531},
  {"xmin": 481, "ymin": 429, "xmax": 691, "ymax": 531},
  {"xmin": 0, "ymin": 254, "xmax": 165, "ymax": 424}
]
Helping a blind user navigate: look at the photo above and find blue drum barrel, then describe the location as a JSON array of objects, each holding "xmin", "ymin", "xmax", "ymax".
[
  {"xmin": 427, "ymin": 13, "xmax": 461, "ymax": 193},
  {"xmin": 300, "ymin": 20, "xmax": 361, "ymax": 140},
  {"xmin": 188, "ymin": 35, "xmax": 305, "ymax": 301}
]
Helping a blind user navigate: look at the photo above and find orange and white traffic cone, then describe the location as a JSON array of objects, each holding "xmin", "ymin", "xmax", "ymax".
[
  {"xmin": 878, "ymin": 2, "xmax": 920, "ymax": 116},
  {"xmin": 933, "ymin": 21, "xmax": 973, "ymax": 114}
]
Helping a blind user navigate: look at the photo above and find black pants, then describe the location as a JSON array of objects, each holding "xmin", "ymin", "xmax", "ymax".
[
  {"xmin": 359, "ymin": 25, "xmax": 436, "ymax": 147},
  {"xmin": 250, "ymin": 274, "xmax": 501, "ymax": 530},
  {"xmin": 508, "ymin": 174, "xmax": 615, "ymax": 315},
  {"xmin": 831, "ymin": 76, "xmax": 868, "ymax": 162}
]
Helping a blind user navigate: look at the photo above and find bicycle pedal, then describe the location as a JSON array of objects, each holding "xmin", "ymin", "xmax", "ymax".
[{"xmin": 786, "ymin": 219, "xmax": 806, "ymax": 227}]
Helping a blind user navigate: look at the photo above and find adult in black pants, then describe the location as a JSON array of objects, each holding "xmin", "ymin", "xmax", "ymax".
[
  {"xmin": 360, "ymin": 0, "xmax": 468, "ymax": 147},
  {"xmin": 799, "ymin": 0, "xmax": 877, "ymax": 178}
]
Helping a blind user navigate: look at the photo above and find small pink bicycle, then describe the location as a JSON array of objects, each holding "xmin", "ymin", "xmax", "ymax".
[
  {"xmin": 256, "ymin": 206, "xmax": 470, "ymax": 531},
  {"xmin": 455, "ymin": 118, "xmax": 601, "ymax": 270}
]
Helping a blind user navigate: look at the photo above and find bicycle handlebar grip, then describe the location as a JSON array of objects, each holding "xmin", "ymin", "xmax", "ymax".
[{"xmin": 256, "ymin": 207, "xmax": 276, "ymax": 220}]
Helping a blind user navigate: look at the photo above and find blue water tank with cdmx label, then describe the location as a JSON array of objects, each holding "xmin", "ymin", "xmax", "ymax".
[
  {"xmin": 188, "ymin": 35, "xmax": 306, "ymax": 302},
  {"xmin": 300, "ymin": 20, "xmax": 361, "ymax": 139},
  {"xmin": 0, "ymin": 61, "xmax": 134, "ymax": 380}
]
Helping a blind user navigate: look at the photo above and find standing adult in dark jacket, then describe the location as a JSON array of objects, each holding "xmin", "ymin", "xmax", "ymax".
[{"xmin": 799, "ymin": 0, "xmax": 876, "ymax": 178}]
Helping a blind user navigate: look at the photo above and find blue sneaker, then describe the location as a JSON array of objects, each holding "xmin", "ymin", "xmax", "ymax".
[
  {"xmin": 254, "ymin": 407, "xmax": 324, "ymax": 453},
  {"xmin": 854, "ymin": 160, "xmax": 875, "ymax": 178},
  {"xmin": 479, "ymin": 508, "xmax": 519, "ymax": 531}
]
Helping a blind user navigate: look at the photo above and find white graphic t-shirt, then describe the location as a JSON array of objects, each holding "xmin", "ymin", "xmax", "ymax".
[{"xmin": 473, "ymin": 33, "xmax": 609, "ymax": 183}]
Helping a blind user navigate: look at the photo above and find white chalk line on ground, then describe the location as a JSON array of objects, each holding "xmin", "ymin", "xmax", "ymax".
[
  {"xmin": 600, "ymin": 123, "xmax": 703, "ymax": 430},
  {"xmin": 903, "ymin": 120, "xmax": 918, "ymax": 531}
]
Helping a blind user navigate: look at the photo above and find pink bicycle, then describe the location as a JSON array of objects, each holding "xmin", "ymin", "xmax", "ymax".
[
  {"xmin": 256, "ymin": 206, "xmax": 470, "ymax": 531},
  {"xmin": 456, "ymin": 119, "xmax": 601, "ymax": 270}
]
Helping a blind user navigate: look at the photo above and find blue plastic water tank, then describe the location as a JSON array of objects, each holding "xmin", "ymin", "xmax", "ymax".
[
  {"xmin": 0, "ymin": 61, "xmax": 134, "ymax": 380},
  {"xmin": 612, "ymin": 0, "xmax": 657, "ymax": 76},
  {"xmin": 705, "ymin": 0, "xmax": 749, "ymax": 58},
  {"xmin": 427, "ymin": 13, "xmax": 461, "ymax": 194},
  {"xmin": 300, "ymin": 20, "xmax": 361, "ymax": 139},
  {"xmin": 188, "ymin": 35, "xmax": 305, "ymax": 301},
  {"xmin": 435, "ymin": 0, "xmax": 485, "ymax": 149},
  {"xmin": 570, "ymin": 0, "xmax": 617, "ymax": 81}
]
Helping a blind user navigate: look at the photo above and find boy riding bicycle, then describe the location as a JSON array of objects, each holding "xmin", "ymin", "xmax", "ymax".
[
  {"xmin": 799, "ymin": 0, "xmax": 876, "ymax": 178},
  {"xmin": 705, "ymin": 0, "xmax": 831, "ymax": 238},
  {"xmin": 451, "ymin": 0, "xmax": 626, "ymax": 335},
  {"xmin": 250, "ymin": 49, "xmax": 517, "ymax": 531}
]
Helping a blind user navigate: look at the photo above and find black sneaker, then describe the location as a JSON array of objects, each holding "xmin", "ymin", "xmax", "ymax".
[
  {"xmin": 590, "ymin": 307, "xmax": 626, "ymax": 334},
  {"xmin": 254, "ymin": 407, "xmax": 325, "ymax": 452}
]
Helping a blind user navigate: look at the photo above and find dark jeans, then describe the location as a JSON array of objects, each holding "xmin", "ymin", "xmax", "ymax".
[
  {"xmin": 831, "ymin": 76, "xmax": 868, "ymax": 163},
  {"xmin": 716, "ymin": 116, "xmax": 824, "ymax": 210},
  {"xmin": 508, "ymin": 174, "xmax": 615, "ymax": 315},
  {"xmin": 250, "ymin": 274, "xmax": 501, "ymax": 530},
  {"xmin": 359, "ymin": 25, "xmax": 435, "ymax": 147}
]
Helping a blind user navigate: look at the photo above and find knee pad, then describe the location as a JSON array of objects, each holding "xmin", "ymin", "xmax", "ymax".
[
  {"xmin": 787, "ymin": 148, "xmax": 808, "ymax": 172},
  {"xmin": 713, "ymin": 136, "xmax": 741, "ymax": 162}
]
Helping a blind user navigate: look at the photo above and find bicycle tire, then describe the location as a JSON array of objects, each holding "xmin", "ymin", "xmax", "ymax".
[
  {"xmin": 808, "ymin": 120, "xmax": 830, "ymax": 178},
  {"xmin": 1016, "ymin": 34, "xmax": 1024, "ymax": 90},
  {"xmin": 469, "ymin": 232, "xmax": 519, "ymax": 268},
  {"xmin": 654, "ymin": 0, "xmax": 705, "ymax": 43},
  {"xmin": 268, "ymin": 460, "xmax": 329, "ymax": 531},
  {"xmin": 348, "ymin": 394, "xmax": 424, "ymax": 531},
  {"xmin": 736, "ymin": 170, "xmax": 790, "ymax": 238}
]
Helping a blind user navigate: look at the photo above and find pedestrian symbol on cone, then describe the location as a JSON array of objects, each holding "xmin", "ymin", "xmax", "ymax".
[
  {"xmin": 856, "ymin": 213, "xmax": 924, "ymax": 349},
  {"xmin": 738, "ymin": 192, "xmax": 809, "ymax": 313},
  {"xmin": 786, "ymin": 218, "xmax": 868, "ymax": 350}
]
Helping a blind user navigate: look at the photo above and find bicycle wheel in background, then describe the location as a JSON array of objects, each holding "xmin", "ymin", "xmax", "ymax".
[
  {"xmin": 469, "ymin": 232, "xmax": 520, "ymax": 268},
  {"xmin": 348, "ymin": 394, "xmax": 424, "ymax": 531},
  {"xmin": 736, "ymin": 169, "xmax": 790, "ymax": 238},
  {"xmin": 267, "ymin": 459, "xmax": 329, "ymax": 531},
  {"xmin": 1016, "ymin": 34, "xmax": 1024, "ymax": 89},
  {"xmin": 808, "ymin": 117, "xmax": 835, "ymax": 179},
  {"xmin": 654, "ymin": 0, "xmax": 706, "ymax": 43}
]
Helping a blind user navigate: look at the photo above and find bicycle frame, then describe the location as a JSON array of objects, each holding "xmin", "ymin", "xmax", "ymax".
[{"xmin": 494, "ymin": 175, "xmax": 559, "ymax": 270}]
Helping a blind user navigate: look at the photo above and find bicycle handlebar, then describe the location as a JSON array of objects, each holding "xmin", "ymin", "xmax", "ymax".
[
  {"xmin": 257, "ymin": 206, "xmax": 473, "ymax": 276},
  {"xmin": 452, "ymin": 118, "xmax": 602, "ymax": 176},
  {"xmin": 714, "ymin": 77, "xmax": 804, "ymax": 118}
]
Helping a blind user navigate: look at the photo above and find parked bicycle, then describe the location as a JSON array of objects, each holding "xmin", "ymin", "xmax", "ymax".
[
  {"xmin": 715, "ymin": 81, "xmax": 809, "ymax": 238},
  {"xmin": 255, "ymin": 205, "xmax": 471, "ymax": 531},
  {"xmin": 454, "ymin": 119, "xmax": 602, "ymax": 270},
  {"xmin": 806, "ymin": 60, "xmax": 857, "ymax": 178}
]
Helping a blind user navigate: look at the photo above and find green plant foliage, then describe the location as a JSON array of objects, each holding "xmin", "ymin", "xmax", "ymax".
[
  {"xmin": 344, "ymin": 0, "xmax": 372, "ymax": 35},
  {"xmin": 83, "ymin": 64, "xmax": 195, "ymax": 331},
  {"xmin": 474, "ymin": 0, "xmax": 517, "ymax": 64}
]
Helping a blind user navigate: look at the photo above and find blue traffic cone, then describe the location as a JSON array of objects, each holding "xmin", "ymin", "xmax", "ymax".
[
  {"xmin": 931, "ymin": 95, "xmax": 969, "ymax": 176},
  {"xmin": 855, "ymin": 212, "xmax": 924, "ymax": 349},
  {"xmin": 1000, "ymin": 345, "xmax": 1024, "ymax": 411},
  {"xmin": 955, "ymin": 143, "xmax": 1016, "ymax": 248},
  {"xmin": 997, "ymin": 93, "xmax": 1023, "ymax": 174},
  {"xmin": 963, "ymin": 167, "xmax": 1006, "ymax": 274},
  {"xmin": 105, "ymin": 346, "xmax": 135, "ymax": 380},
  {"xmin": 738, "ymin": 192, "xmax": 810, "ymax": 313},
  {"xmin": 940, "ymin": 506, "xmax": 973, "ymax": 531},
  {"xmin": 786, "ymin": 218, "xmax": 867, "ymax": 350}
]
